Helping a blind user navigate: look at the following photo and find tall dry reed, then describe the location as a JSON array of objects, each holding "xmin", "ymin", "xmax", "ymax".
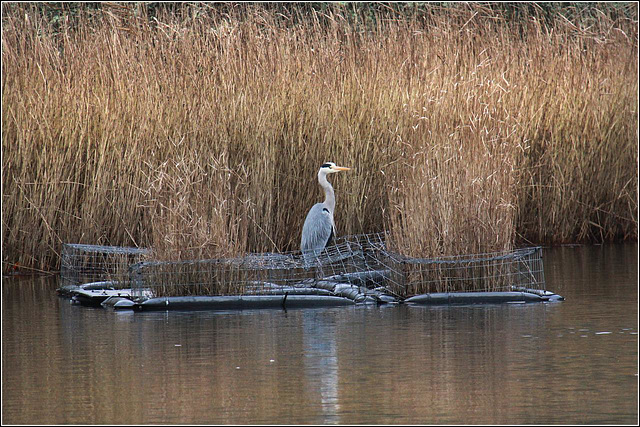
[{"xmin": 2, "ymin": 3, "xmax": 637, "ymax": 273}]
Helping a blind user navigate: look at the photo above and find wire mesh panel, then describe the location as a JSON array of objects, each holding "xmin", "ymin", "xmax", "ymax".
[
  {"xmin": 60, "ymin": 243, "xmax": 150, "ymax": 288},
  {"xmin": 385, "ymin": 246, "xmax": 546, "ymax": 295},
  {"xmin": 129, "ymin": 238, "xmax": 372, "ymax": 298},
  {"xmin": 324, "ymin": 234, "xmax": 545, "ymax": 296},
  {"xmin": 60, "ymin": 234, "xmax": 546, "ymax": 300}
]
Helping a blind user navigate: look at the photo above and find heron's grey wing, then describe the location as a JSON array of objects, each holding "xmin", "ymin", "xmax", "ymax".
[{"xmin": 301, "ymin": 204, "xmax": 334, "ymax": 255}]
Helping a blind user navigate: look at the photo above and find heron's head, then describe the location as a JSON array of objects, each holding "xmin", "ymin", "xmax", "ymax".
[{"xmin": 320, "ymin": 162, "xmax": 351, "ymax": 174}]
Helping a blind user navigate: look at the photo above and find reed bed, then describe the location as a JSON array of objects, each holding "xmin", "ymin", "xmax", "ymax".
[{"xmin": 2, "ymin": 3, "xmax": 637, "ymax": 274}]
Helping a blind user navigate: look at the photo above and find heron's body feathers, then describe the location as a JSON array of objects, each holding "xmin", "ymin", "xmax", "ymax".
[{"xmin": 301, "ymin": 203, "xmax": 335, "ymax": 257}]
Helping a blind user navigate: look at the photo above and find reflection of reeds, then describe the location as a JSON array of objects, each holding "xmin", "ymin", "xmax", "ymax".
[{"xmin": 2, "ymin": 4, "xmax": 637, "ymax": 273}]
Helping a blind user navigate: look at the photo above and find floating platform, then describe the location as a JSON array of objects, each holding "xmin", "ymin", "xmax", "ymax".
[
  {"xmin": 405, "ymin": 291, "xmax": 564, "ymax": 305},
  {"xmin": 58, "ymin": 237, "xmax": 564, "ymax": 312},
  {"xmin": 58, "ymin": 281, "xmax": 563, "ymax": 311},
  {"xmin": 57, "ymin": 282, "xmax": 152, "ymax": 308},
  {"xmin": 135, "ymin": 295, "xmax": 356, "ymax": 311}
]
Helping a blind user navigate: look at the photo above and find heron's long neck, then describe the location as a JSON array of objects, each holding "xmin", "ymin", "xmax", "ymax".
[{"xmin": 318, "ymin": 171, "xmax": 335, "ymax": 212}]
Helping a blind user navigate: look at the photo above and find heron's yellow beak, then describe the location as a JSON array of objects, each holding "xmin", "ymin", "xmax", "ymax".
[{"xmin": 333, "ymin": 166, "xmax": 351, "ymax": 171}]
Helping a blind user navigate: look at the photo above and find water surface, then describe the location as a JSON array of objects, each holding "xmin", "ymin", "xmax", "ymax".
[{"xmin": 2, "ymin": 244, "xmax": 638, "ymax": 424}]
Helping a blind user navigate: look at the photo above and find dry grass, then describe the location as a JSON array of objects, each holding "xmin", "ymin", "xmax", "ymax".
[{"xmin": 2, "ymin": 3, "xmax": 637, "ymax": 273}]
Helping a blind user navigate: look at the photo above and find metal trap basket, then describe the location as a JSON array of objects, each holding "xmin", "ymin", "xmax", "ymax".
[
  {"xmin": 60, "ymin": 233, "xmax": 546, "ymax": 301},
  {"xmin": 128, "ymin": 236, "xmax": 375, "ymax": 298},
  {"xmin": 60, "ymin": 243, "xmax": 150, "ymax": 289},
  {"xmin": 384, "ymin": 246, "xmax": 546, "ymax": 295},
  {"xmin": 127, "ymin": 233, "xmax": 545, "ymax": 299}
]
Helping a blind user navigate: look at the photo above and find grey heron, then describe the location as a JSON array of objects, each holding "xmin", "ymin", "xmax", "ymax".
[{"xmin": 301, "ymin": 162, "xmax": 350, "ymax": 264}]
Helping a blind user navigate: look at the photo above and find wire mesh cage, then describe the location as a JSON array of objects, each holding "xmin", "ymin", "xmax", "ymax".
[
  {"xmin": 327, "ymin": 234, "xmax": 545, "ymax": 296},
  {"xmin": 384, "ymin": 246, "xmax": 546, "ymax": 295},
  {"xmin": 128, "ymin": 236, "xmax": 376, "ymax": 298},
  {"xmin": 60, "ymin": 243, "xmax": 150, "ymax": 288},
  {"xmin": 127, "ymin": 233, "xmax": 545, "ymax": 299},
  {"xmin": 60, "ymin": 233, "xmax": 545, "ymax": 300}
]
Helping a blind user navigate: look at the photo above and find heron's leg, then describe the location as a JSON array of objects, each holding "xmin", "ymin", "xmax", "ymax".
[{"xmin": 315, "ymin": 255, "xmax": 325, "ymax": 284}]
